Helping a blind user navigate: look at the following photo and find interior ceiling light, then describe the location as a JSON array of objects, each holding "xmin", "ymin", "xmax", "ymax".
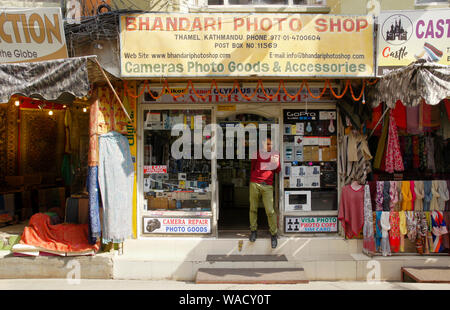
[{"xmin": 14, "ymin": 100, "xmax": 20, "ymax": 106}]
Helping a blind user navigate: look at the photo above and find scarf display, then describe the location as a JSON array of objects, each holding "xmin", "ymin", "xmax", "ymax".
[
  {"xmin": 431, "ymin": 211, "xmax": 448, "ymax": 253},
  {"xmin": 399, "ymin": 211, "xmax": 407, "ymax": 252},
  {"xmin": 389, "ymin": 212, "xmax": 400, "ymax": 253},
  {"xmin": 380, "ymin": 212, "xmax": 391, "ymax": 256},
  {"xmin": 414, "ymin": 181, "xmax": 424, "ymax": 211},
  {"xmin": 430, "ymin": 180, "xmax": 440, "ymax": 211},
  {"xmin": 389, "ymin": 181, "xmax": 399, "ymax": 211},
  {"xmin": 400, "ymin": 181, "xmax": 413, "ymax": 211},
  {"xmin": 363, "ymin": 185, "xmax": 376, "ymax": 253},
  {"xmin": 375, "ymin": 181, "xmax": 384, "ymax": 211},
  {"xmin": 437, "ymin": 180, "xmax": 449, "ymax": 211},
  {"xmin": 423, "ymin": 181, "xmax": 432, "ymax": 211}
]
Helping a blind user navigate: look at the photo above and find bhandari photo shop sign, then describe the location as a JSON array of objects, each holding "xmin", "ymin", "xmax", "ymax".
[
  {"xmin": 0, "ymin": 7, "xmax": 68, "ymax": 63},
  {"xmin": 377, "ymin": 9, "xmax": 450, "ymax": 76},
  {"xmin": 119, "ymin": 13, "xmax": 374, "ymax": 77}
]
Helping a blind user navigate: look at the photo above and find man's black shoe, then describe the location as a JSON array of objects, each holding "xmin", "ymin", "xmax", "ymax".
[
  {"xmin": 249, "ymin": 230, "xmax": 257, "ymax": 242},
  {"xmin": 271, "ymin": 234, "xmax": 278, "ymax": 248}
]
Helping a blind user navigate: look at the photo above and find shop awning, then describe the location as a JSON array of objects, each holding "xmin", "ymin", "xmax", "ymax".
[
  {"xmin": 0, "ymin": 55, "xmax": 118, "ymax": 103},
  {"xmin": 370, "ymin": 59, "xmax": 450, "ymax": 108}
]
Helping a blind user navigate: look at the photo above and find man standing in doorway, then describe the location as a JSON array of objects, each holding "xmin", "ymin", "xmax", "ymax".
[{"xmin": 249, "ymin": 136, "xmax": 280, "ymax": 248}]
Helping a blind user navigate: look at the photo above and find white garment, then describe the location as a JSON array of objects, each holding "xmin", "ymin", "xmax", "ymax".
[
  {"xmin": 437, "ymin": 180, "xmax": 449, "ymax": 211},
  {"xmin": 380, "ymin": 211, "xmax": 391, "ymax": 256}
]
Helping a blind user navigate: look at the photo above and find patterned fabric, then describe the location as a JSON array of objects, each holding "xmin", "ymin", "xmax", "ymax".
[
  {"xmin": 406, "ymin": 211, "xmax": 417, "ymax": 243},
  {"xmin": 412, "ymin": 136, "xmax": 420, "ymax": 169},
  {"xmin": 419, "ymin": 136, "xmax": 427, "ymax": 171},
  {"xmin": 375, "ymin": 181, "xmax": 384, "ymax": 211},
  {"xmin": 431, "ymin": 211, "xmax": 448, "ymax": 253},
  {"xmin": 385, "ymin": 111, "xmax": 404, "ymax": 173},
  {"xmin": 0, "ymin": 56, "xmax": 91, "ymax": 102},
  {"xmin": 98, "ymin": 131, "xmax": 134, "ymax": 244},
  {"xmin": 410, "ymin": 181, "xmax": 416, "ymax": 211},
  {"xmin": 375, "ymin": 211, "xmax": 382, "ymax": 252},
  {"xmin": 382, "ymin": 181, "xmax": 391, "ymax": 211},
  {"xmin": 389, "ymin": 181, "xmax": 399, "ymax": 211},
  {"xmin": 369, "ymin": 59, "xmax": 450, "ymax": 109},
  {"xmin": 363, "ymin": 185, "xmax": 376, "ymax": 253},
  {"xmin": 389, "ymin": 212, "xmax": 400, "ymax": 253}
]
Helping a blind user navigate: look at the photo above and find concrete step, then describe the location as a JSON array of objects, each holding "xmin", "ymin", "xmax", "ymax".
[
  {"xmin": 206, "ymin": 254, "xmax": 288, "ymax": 262},
  {"xmin": 0, "ymin": 250, "xmax": 113, "ymax": 279},
  {"xmin": 195, "ymin": 268, "xmax": 309, "ymax": 284}
]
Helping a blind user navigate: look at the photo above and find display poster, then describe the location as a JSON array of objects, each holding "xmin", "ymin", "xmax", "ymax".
[
  {"xmin": 144, "ymin": 165, "xmax": 167, "ymax": 174},
  {"xmin": 285, "ymin": 216, "xmax": 338, "ymax": 233},
  {"xmin": 120, "ymin": 13, "xmax": 374, "ymax": 77},
  {"xmin": 377, "ymin": 9, "xmax": 450, "ymax": 76},
  {"xmin": 143, "ymin": 217, "xmax": 211, "ymax": 234},
  {"xmin": 0, "ymin": 7, "xmax": 68, "ymax": 63}
]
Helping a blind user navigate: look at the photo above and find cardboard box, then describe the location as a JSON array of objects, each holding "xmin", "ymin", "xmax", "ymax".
[{"xmin": 147, "ymin": 197, "xmax": 169, "ymax": 210}]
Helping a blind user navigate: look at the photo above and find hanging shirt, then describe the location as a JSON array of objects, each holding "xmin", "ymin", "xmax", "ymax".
[{"xmin": 338, "ymin": 185, "xmax": 365, "ymax": 239}]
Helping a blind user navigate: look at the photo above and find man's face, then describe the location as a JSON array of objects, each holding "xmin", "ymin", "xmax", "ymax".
[{"xmin": 264, "ymin": 139, "xmax": 272, "ymax": 152}]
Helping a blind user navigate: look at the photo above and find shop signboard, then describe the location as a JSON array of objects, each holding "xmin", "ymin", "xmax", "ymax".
[
  {"xmin": 0, "ymin": 7, "xmax": 68, "ymax": 63},
  {"xmin": 141, "ymin": 85, "xmax": 337, "ymax": 103},
  {"xmin": 377, "ymin": 9, "xmax": 450, "ymax": 76},
  {"xmin": 143, "ymin": 217, "xmax": 211, "ymax": 234},
  {"xmin": 120, "ymin": 13, "xmax": 374, "ymax": 78},
  {"xmin": 285, "ymin": 216, "xmax": 338, "ymax": 233}
]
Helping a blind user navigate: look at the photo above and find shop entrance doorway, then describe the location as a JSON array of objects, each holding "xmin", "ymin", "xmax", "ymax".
[{"xmin": 216, "ymin": 113, "xmax": 278, "ymax": 234}]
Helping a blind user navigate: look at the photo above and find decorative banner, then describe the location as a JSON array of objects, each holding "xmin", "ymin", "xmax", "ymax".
[
  {"xmin": 143, "ymin": 217, "xmax": 211, "ymax": 234},
  {"xmin": 377, "ymin": 9, "xmax": 450, "ymax": 76},
  {"xmin": 120, "ymin": 13, "xmax": 374, "ymax": 77},
  {"xmin": 285, "ymin": 216, "xmax": 338, "ymax": 233},
  {"xmin": 0, "ymin": 7, "xmax": 68, "ymax": 63}
]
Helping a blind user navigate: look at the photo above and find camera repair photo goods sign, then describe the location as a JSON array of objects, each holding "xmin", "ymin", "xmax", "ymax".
[{"xmin": 144, "ymin": 217, "xmax": 211, "ymax": 234}]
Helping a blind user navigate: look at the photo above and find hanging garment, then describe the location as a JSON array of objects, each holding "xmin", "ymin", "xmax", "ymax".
[
  {"xmin": 406, "ymin": 105, "xmax": 422, "ymax": 135},
  {"xmin": 373, "ymin": 112, "xmax": 390, "ymax": 170},
  {"xmin": 399, "ymin": 211, "xmax": 407, "ymax": 252},
  {"xmin": 98, "ymin": 131, "xmax": 134, "ymax": 244},
  {"xmin": 380, "ymin": 211, "xmax": 391, "ymax": 256},
  {"xmin": 368, "ymin": 181, "xmax": 377, "ymax": 211},
  {"xmin": 406, "ymin": 211, "xmax": 417, "ymax": 243},
  {"xmin": 87, "ymin": 166, "xmax": 101, "ymax": 245},
  {"xmin": 389, "ymin": 212, "xmax": 400, "ymax": 253},
  {"xmin": 425, "ymin": 212, "xmax": 433, "ymax": 254},
  {"xmin": 363, "ymin": 185, "xmax": 376, "ymax": 253},
  {"xmin": 412, "ymin": 136, "xmax": 420, "ymax": 169},
  {"xmin": 400, "ymin": 181, "xmax": 413, "ymax": 211},
  {"xmin": 375, "ymin": 211, "xmax": 382, "ymax": 252},
  {"xmin": 385, "ymin": 111, "xmax": 404, "ymax": 173},
  {"xmin": 402, "ymin": 137, "xmax": 414, "ymax": 171},
  {"xmin": 425, "ymin": 137, "xmax": 436, "ymax": 173},
  {"xmin": 437, "ymin": 180, "xmax": 449, "ymax": 211},
  {"xmin": 442, "ymin": 212, "xmax": 450, "ymax": 252},
  {"xmin": 446, "ymin": 180, "xmax": 450, "ymax": 211},
  {"xmin": 423, "ymin": 181, "xmax": 432, "ymax": 211},
  {"xmin": 389, "ymin": 181, "xmax": 399, "ymax": 211},
  {"xmin": 338, "ymin": 185, "xmax": 365, "ymax": 239},
  {"xmin": 340, "ymin": 132, "xmax": 373, "ymax": 186},
  {"xmin": 410, "ymin": 181, "xmax": 416, "ymax": 211},
  {"xmin": 382, "ymin": 181, "xmax": 391, "ymax": 211},
  {"xmin": 375, "ymin": 181, "xmax": 384, "ymax": 211},
  {"xmin": 434, "ymin": 136, "xmax": 445, "ymax": 174},
  {"xmin": 431, "ymin": 211, "xmax": 448, "ymax": 253},
  {"xmin": 419, "ymin": 136, "xmax": 427, "ymax": 171},
  {"xmin": 392, "ymin": 100, "xmax": 407, "ymax": 130},
  {"xmin": 416, "ymin": 212, "xmax": 429, "ymax": 254},
  {"xmin": 430, "ymin": 180, "xmax": 440, "ymax": 211},
  {"xmin": 414, "ymin": 181, "xmax": 425, "ymax": 211}
]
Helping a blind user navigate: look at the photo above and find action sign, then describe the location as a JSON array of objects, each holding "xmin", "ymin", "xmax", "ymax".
[
  {"xmin": 0, "ymin": 7, "xmax": 68, "ymax": 63},
  {"xmin": 120, "ymin": 13, "xmax": 374, "ymax": 77},
  {"xmin": 285, "ymin": 216, "xmax": 338, "ymax": 233},
  {"xmin": 377, "ymin": 9, "xmax": 450, "ymax": 76}
]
